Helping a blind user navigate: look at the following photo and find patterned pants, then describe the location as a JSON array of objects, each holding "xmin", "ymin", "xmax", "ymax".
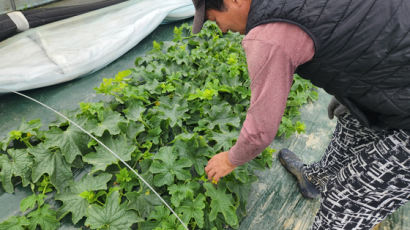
[{"xmin": 304, "ymin": 114, "xmax": 410, "ymax": 230}]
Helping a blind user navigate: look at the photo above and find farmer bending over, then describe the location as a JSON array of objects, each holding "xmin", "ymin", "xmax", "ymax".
[{"xmin": 193, "ymin": 0, "xmax": 410, "ymax": 229}]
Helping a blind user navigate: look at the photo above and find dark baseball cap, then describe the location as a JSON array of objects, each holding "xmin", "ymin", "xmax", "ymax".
[{"xmin": 192, "ymin": 0, "xmax": 206, "ymax": 33}]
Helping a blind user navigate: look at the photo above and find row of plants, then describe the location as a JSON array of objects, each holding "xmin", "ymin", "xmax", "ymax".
[{"xmin": 0, "ymin": 22, "xmax": 317, "ymax": 229}]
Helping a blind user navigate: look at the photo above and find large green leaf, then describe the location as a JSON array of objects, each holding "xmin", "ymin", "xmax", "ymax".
[
  {"xmin": 168, "ymin": 181, "xmax": 200, "ymax": 207},
  {"xmin": 204, "ymin": 182, "xmax": 238, "ymax": 227},
  {"xmin": 0, "ymin": 216, "xmax": 30, "ymax": 230},
  {"xmin": 176, "ymin": 193, "xmax": 206, "ymax": 228},
  {"xmin": 199, "ymin": 103, "xmax": 240, "ymax": 130},
  {"xmin": 146, "ymin": 206, "xmax": 185, "ymax": 230},
  {"xmin": 173, "ymin": 133, "xmax": 212, "ymax": 175},
  {"xmin": 55, "ymin": 173, "xmax": 112, "ymax": 224},
  {"xmin": 149, "ymin": 147, "xmax": 192, "ymax": 187},
  {"xmin": 20, "ymin": 193, "xmax": 45, "ymax": 212},
  {"xmin": 208, "ymin": 129, "xmax": 239, "ymax": 152},
  {"xmin": 85, "ymin": 191, "xmax": 142, "ymax": 230},
  {"xmin": 45, "ymin": 126, "xmax": 89, "ymax": 164},
  {"xmin": 86, "ymin": 110, "xmax": 127, "ymax": 136},
  {"xmin": 123, "ymin": 101, "xmax": 146, "ymax": 122},
  {"xmin": 27, "ymin": 204, "xmax": 60, "ymax": 230},
  {"xmin": 29, "ymin": 143, "xmax": 73, "ymax": 193},
  {"xmin": 126, "ymin": 191, "xmax": 162, "ymax": 218},
  {"xmin": 0, "ymin": 149, "xmax": 33, "ymax": 193},
  {"xmin": 83, "ymin": 134, "xmax": 136, "ymax": 173},
  {"xmin": 154, "ymin": 95, "xmax": 190, "ymax": 127}
]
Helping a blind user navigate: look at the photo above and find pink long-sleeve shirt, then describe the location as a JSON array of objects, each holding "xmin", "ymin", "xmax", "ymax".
[{"xmin": 228, "ymin": 22, "xmax": 315, "ymax": 166}]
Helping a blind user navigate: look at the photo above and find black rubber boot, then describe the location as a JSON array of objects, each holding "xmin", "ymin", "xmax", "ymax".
[{"xmin": 278, "ymin": 149, "xmax": 320, "ymax": 199}]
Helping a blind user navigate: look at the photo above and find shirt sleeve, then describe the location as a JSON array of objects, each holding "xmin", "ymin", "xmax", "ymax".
[{"xmin": 228, "ymin": 22, "xmax": 315, "ymax": 166}]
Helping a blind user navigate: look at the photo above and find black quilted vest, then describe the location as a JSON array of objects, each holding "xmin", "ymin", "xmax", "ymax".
[{"xmin": 246, "ymin": 0, "xmax": 410, "ymax": 131}]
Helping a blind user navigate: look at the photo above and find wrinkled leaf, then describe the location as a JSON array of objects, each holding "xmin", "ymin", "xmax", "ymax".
[
  {"xmin": 83, "ymin": 134, "xmax": 136, "ymax": 173},
  {"xmin": 0, "ymin": 216, "xmax": 30, "ymax": 230},
  {"xmin": 149, "ymin": 147, "xmax": 192, "ymax": 187},
  {"xmin": 45, "ymin": 125, "xmax": 89, "ymax": 163},
  {"xmin": 204, "ymin": 182, "xmax": 238, "ymax": 227},
  {"xmin": 0, "ymin": 149, "xmax": 33, "ymax": 193},
  {"xmin": 85, "ymin": 191, "xmax": 142, "ymax": 230},
  {"xmin": 29, "ymin": 143, "xmax": 73, "ymax": 192},
  {"xmin": 27, "ymin": 204, "xmax": 60, "ymax": 230},
  {"xmin": 55, "ymin": 173, "xmax": 112, "ymax": 224}
]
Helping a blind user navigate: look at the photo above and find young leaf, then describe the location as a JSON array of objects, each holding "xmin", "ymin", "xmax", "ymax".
[
  {"xmin": 2, "ymin": 119, "xmax": 42, "ymax": 151},
  {"xmin": 85, "ymin": 191, "xmax": 142, "ymax": 230}
]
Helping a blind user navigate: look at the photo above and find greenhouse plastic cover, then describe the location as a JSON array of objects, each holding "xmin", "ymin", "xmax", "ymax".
[{"xmin": 0, "ymin": 0, "xmax": 194, "ymax": 93}]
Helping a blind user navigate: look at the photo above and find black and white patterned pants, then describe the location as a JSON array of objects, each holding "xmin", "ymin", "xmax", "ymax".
[{"xmin": 304, "ymin": 114, "xmax": 410, "ymax": 230}]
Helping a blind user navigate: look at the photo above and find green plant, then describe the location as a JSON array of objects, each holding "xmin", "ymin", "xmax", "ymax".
[{"xmin": 0, "ymin": 21, "xmax": 316, "ymax": 229}]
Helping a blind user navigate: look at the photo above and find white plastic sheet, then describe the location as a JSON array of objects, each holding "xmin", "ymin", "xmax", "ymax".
[{"xmin": 0, "ymin": 0, "xmax": 194, "ymax": 93}]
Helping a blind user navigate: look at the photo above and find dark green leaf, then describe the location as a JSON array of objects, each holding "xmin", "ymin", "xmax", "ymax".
[
  {"xmin": 126, "ymin": 191, "xmax": 162, "ymax": 218},
  {"xmin": 55, "ymin": 173, "xmax": 112, "ymax": 224},
  {"xmin": 83, "ymin": 134, "xmax": 136, "ymax": 173},
  {"xmin": 177, "ymin": 193, "xmax": 205, "ymax": 228},
  {"xmin": 45, "ymin": 125, "xmax": 89, "ymax": 164},
  {"xmin": 154, "ymin": 95, "xmax": 190, "ymax": 128},
  {"xmin": 204, "ymin": 182, "xmax": 238, "ymax": 227},
  {"xmin": 168, "ymin": 181, "xmax": 200, "ymax": 207},
  {"xmin": 29, "ymin": 143, "xmax": 73, "ymax": 192},
  {"xmin": 20, "ymin": 193, "xmax": 45, "ymax": 212},
  {"xmin": 0, "ymin": 149, "xmax": 33, "ymax": 193},
  {"xmin": 85, "ymin": 191, "xmax": 142, "ymax": 230},
  {"xmin": 173, "ymin": 133, "xmax": 212, "ymax": 175},
  {"xmin": 27, "ymin": 204, "xmax": 60, "ymax": 230},
  {"xmin": 149, "ymin": 147, "xmax": 192, "ymax": 187},
  {"xmin": 87, "ymin": 110, "xmax": 127, "ymax": 136},
  {"xmin": 0, "ymin": 216, "xmax": 30, "ymax": 230}
]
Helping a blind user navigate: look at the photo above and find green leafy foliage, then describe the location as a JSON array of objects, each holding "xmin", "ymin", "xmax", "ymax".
[
  {"xmin": 83, "ymin": 134, "xmax": 136, "ymax": 173},
  {"xmin": 204, "ymin": 182, "xmax": 238, "ymax": 227},
  {"xmin": 29, "ymin": 143, "xmax": 73, "ymax": 193},
  {"xmin": 20, "ymin": 193, "xmax": 45, "ymax": 212},
  {"xmin": 85, "ymin": 191, "xmax": 142, "ymax": 230},
  {"xmin": 55, "ymin": 173, "xmax": 112, "ymax": 224},
  {"xmin": 27, "ymin": 204, "xmax": 59, "ymax": 230},
  {"xmin": 44, "ymin": 125, "xmax": 89, "ymax": 164},
  {"xmin": 0, "ymin": 216, "xmax": 30, "ymax": 230},
  {"xmin": 149, "ymin": 147, "xmax": 192, "ymax": 187},
  {"xmin": 0, "ymin": 21, "xmax": 317, "ymax": 229},
  {"xmin": 0, "ymin": 149, "xmax": 33, "ymax": 193}
]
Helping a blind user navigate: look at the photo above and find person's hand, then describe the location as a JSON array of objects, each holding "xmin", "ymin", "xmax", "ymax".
[
  {"xmin": 327, "ymin": 97, "xmax": 349, "ymax": 119},
  {"xmin": 205, "ymin": 151, "xmax": 237, "ymax": 183}
]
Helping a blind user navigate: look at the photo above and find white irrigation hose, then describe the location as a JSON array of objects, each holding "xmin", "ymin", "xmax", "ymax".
[{"xmin": 9, "ymin": 90, "xmax": 189, "ymax": 230}]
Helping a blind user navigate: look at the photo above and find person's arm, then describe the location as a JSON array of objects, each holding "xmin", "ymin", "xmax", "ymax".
[{"xmin": 205, "ymin": 22, "xmax": 315, "ymax": 181}]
